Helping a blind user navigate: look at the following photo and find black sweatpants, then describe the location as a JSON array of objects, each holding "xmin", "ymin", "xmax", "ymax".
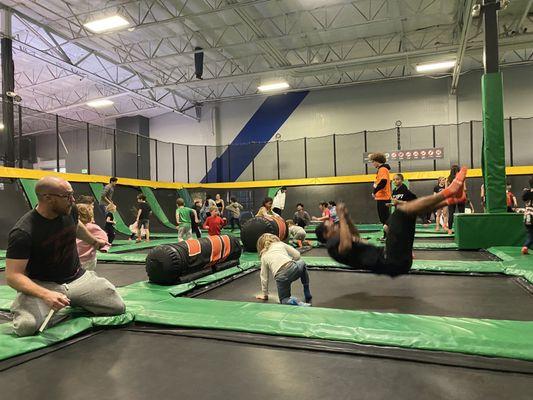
[
  {"xmin": 376, "ymin": 200, "xmax": 390, "ymax": 225},
  {"xmin": 327, "ymin": 209, "xmax": 416, "ymax": 277},
  {"xmin": 447, "ymin": 202, "xmax": 465, "ymax": 230}
]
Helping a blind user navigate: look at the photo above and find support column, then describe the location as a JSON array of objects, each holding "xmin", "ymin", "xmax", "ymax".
[
  {"xmin": 481, "ymin": 0, "xmax": 506, "ymax": 213},
  {"xmin": 1, "ymin": 10, "xmax": 15, "ymax": 167}
]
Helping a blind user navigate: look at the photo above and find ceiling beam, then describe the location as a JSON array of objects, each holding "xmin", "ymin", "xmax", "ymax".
[{"xmin": 451, "ymin": 0, "xmax": 474, "ymax": 94}]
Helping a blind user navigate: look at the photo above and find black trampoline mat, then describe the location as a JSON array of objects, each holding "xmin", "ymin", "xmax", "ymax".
[
  {"xmin": 303, "ymin": 247, "xmax": 495, "ymax": 260},
  {"xmin": 0, "ymin": 263, "xmax": 146, "ymax": 288},
  {"xmin": 1, "ymin": 330, "xmax": 531, "ymax": 400},
  {"xmin": 196, "ymin": 270, "xmax": 533, "ymax": 320}
]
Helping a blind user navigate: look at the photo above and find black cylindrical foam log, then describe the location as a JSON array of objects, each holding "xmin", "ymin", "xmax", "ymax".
[
  {"xmin": 240, "ymin": 215, "xmax": 288, "ymax": 252},
  {"xmin": 146, "ymin": 235, "xmax": 242, "ymax": 285}
]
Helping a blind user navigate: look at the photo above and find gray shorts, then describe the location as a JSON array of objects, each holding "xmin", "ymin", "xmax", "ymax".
[{"xmin": 177, "ymin": 225, "xmax": 192, "ymax": 241}]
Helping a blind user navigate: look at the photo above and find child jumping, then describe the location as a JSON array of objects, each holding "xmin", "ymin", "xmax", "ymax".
[
  {"xmin": 286, "ymin": 219, "xmax": 311, "ymax": 248},
  {"xmin": 226, "ymin": 197, "xmax": 244, "ymax": 231},
  {"xmin": 104, "ymin": 203, "xmax": 117, "ymax": 243},
  {"xmin": 76, "ymin": 204, "xmax": 110, "ymax": 271},
  {"xmin": 135, "ymin": 194, "xmax": 151, "ymax": 243},
  {"xmin": 316, "ymin": 167, "xmax": 468, "ymax": 276},
  {"xmin": 176, "ymin": 197, "xmax": 196, "ymax": 241},
  {"xmin": 256, "ymin": 233, "xmax": 312, "ymax": 306},
  {"xmin": 203, "ymin": 206, "xmax": 227, "ymax": 236}
]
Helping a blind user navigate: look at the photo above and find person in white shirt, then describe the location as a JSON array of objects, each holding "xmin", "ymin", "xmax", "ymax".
[
  {"xmin": 286, "ymin": 219, "xmax": 311, "ymax": 248},
  {"xmin": 255, "ymin": 233, "xmax": 312, "ymax": 306},
  {"xmin": 272, "ymin": 187, "xmax": 287, "ymax": 216}
]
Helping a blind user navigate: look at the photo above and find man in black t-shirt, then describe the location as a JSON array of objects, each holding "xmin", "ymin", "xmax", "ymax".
[
  {"xmin": 315, "ymin": 167, "xmax": 468, "ymax": 276},
  {"xmin": 135, "ymin": 194, "xmax": 152, "ymax": 243},
  {"xmin": 6, "ymin": 176, "xmax": 125, "ymax": 336}
]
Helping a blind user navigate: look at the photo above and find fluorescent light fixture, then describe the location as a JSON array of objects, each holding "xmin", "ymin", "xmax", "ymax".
[
  {"xmin": 87, "ymin": 99, "xmax": 114, "ymax": 108},
  {"xmin": 416, "ymin": 60, "xmax": 456, "ymax": 73},
  {"xmin": 0, "ymin": 122, "xmax": 4, "ymax": 130},
  {"xmin": 258, "ymin": 81, "xmax": 290, "ymax": 92},
  {"xmin": 84, "ymin": 15, "xmax": 129, "ymax": 33}
]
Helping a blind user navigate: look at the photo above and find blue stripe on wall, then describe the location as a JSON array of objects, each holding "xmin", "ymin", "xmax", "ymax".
[{"xmin": 202, "ymin": 91, "xmax": 309, "ymax": 183}]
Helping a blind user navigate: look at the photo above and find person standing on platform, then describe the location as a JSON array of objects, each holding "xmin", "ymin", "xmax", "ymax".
[
  {"xmin": 98, "ymin": 177, "xmax": 117, "ymax": 216},
  {"xmin": 175, "ymin": 198, "xmax": 195, "ymax": 241},
  {"xmin": 104, "ymin": 203, "xmax": 117, "ymax": 243},
  {"xmin": 203, "ymin": 207, "xmax": 227, "ymax": 236},
  {"xmin": 272, "ymin": 187, "xmax": 287, "ymax": 216},
  {"xmin": 135, "ymin": 194, "xmax": 151, "ymax": 243},
  {"xmin": 215, "ymin": 193, "xmax": 225, "ymax": 217},
  {"xmin": 369, "ymin": 153, "xmax": 391, "ymax": 240},
  {"xmin": 191, "ymin": 198, "xmax": 203, "ymax": 238},
  {"xmin": 226, "ymin": 197, "xmax": 244, "ymax": 231}
]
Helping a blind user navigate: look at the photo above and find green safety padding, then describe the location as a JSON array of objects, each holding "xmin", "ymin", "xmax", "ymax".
[
  {"xmin": 89, "ymin": 182, "xmax": 131, "ymax": 235},
  {"xmin": 455, "ymin": 213, "xmax": 526, "ymax": 249},
  {"xmin": 481, "ymin": 73, "xmax": 507, "ymax": 213},
  {"xmin": 19, "ymin": 179, "xmax": 38, "ymax": 208},
  {"xmin": 177, "ymin": 188, "xmax": 193, "ymax": 208},
  {"xmin": 107, "ymin": 238, "xmax": 178, "ymax": 253},
  {"xmin": 267, "ymin": 187, "xmax": 282, "ymax": 199},
  {"xmin": 0, "ymin": 250, "xmax": 6, "ymax": 258},
  {"xmin": 98, "ymin": 252, "xmax": 146, "ymax": 263},
  {"xmin": 487, "ymin": 246, "xmax": 533, "ymax": 284},
  {"xmin": 128, "ymin": 296, "xmax": 533, "ymax": 361},
  {"xmin": 140, "ymin": 187, "xmax": 176, "ymax": 229},
  {"xmin": 0, "ymin": 259, "xmax": 5, "ymax": 271},
  {"xmin": 486, "ymin": 246, "xmax": 519, "ymax": 261}
]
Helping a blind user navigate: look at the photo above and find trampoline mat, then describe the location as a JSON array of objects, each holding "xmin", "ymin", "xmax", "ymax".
[
  {"xmin": 0, "ymin": 263, "xmax": 146, "ymax": 288},
  {"xmin": 303, "ymin": 247, "xmax": 496, "ymax": 260},
  {"xmin": 195, "ymin": 270, "xmax": 533, "ymax": 320},
  {"xmin": 1, "ymin": 330, "xmax": 531, "ymax": 400}
]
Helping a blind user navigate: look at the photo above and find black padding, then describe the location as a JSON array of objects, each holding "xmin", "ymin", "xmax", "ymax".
[
  {"xmin": 146, "ymin": 235, "xmax": 242, "ymax": 285},
  {"xmin": 240, "ymin": 216, "xmax": 287, "ymax": 252}
]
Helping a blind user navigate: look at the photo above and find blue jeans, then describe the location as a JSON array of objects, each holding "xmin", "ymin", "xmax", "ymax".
[
  {"xmin": 525, "ymin": 225, "xmax": 533, "ymax": 249},
  {"xmin": 275, "ymin": 260, "xmax": 312, "ymax": 304}
]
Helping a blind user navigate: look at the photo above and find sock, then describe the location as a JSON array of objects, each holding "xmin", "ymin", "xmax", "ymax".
[{"xmin": 442, "ymin": 167, "xmax": 467, "ymax": 199}]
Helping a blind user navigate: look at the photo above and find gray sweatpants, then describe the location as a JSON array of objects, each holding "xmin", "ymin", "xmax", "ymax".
[{"xmin": 11, "ymin": 271, "xmax": 125, "ymax": 337}]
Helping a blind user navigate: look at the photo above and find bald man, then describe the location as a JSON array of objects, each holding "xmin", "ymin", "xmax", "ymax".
[{"xmin": 6, "ymin": 176, "xmax": 125, "ymax": 336}]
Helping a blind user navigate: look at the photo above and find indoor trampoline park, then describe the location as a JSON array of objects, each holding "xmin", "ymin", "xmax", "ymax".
[{"xmin": 0, "ymin": 1, "xmax": 533, "ymax": 399}]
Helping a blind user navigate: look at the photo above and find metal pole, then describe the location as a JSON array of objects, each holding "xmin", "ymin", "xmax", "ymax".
[
  {"xmin": 432, "ymin": 125, "xmax": 437, "ymax": 171},
  {"xmin": 508, "ymin": 117, "xmax": 514, "ymax": 167},
  {"xmin": 172, "ymin": 144, "xmax": 175, "ymax": 182},
  {"xmin": 227, "ymin": 145, "xmax": 231, "ymax": 182},
  {"xmin": 18, "ymin": 104, "xmax": 22, "ymax": 168},
  {"xmin": 155, "ymin": 139, "xmax": 159, "ymax": 181},
  {"xmin": 112, "ymin": 129, "xmax": 117, "ymax": 176},
  {"xmin": 396, "ymin": 126, "xmax": 401, "ymax": 172},
  {"xmin": 469, "ymin": 120, "xmax": 474, "ymax": 169},
  {"xmin": 364, "ymin": 130, "xmax": 368, "ymax": 174},
  {"xmin": 1, "ymin": 11, "xmax": 15, "ymax": 167},
  {"xmin": 136, "ymin": 134, "xmax": 139, "ymax": 179},
  {"xmin": 86, "ymin": 122, "xmax": 90, "ymax": 174},
  {"xmin": 56, "ymin": 114, "xmax": 60, "ymax": 172},
  {"xmin": 276, "ymin": 140, "xmax": 280, "ymax": 180},
  {"xmin": 252, "ymin": 145, "xmax": 256, "ymax": 181},
  {"xmin": 482, "ymin": 0, "xmax": 500, "ymax": 74},
  {"xmin": 186, "ymin": 145, "xmax": 190, "ymax": 183},
  {"xmin": 303, "ymin": 137, "xmax": 308, "ymax": 178},
  {"xmin": 332, "ymin": 134, "xmax": 337, "ymax": 176},
  {"xmin": 204, "ymin": 146, "xmax": 208, "ymax": 183}
]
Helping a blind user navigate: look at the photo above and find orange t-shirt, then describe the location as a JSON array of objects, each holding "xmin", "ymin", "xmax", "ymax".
[{"xmin": 374, "ymin": 166, "xmax": 391, "ymax": 200}]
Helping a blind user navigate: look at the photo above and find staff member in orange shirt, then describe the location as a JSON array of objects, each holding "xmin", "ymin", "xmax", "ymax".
[{"xmin": 369, "ymin": 153, "xmax": 391, "ymax": 240}]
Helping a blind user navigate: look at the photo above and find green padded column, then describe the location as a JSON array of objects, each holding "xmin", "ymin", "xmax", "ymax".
[
  {"xmin": 140, "ymin": 186, "xmax": 175, "ymax": 229},
  {"xmin": 481, "ymin": 73, "xmax": 506, "ymax": 213},
  {"xmin": 19, "ymin": 178, "xmax": 38, "ymax": 207}
]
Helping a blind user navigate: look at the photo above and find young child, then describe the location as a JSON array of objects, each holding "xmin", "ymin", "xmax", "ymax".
[
  {"xmin": 104, "ymin": 203, "xmax": 117, "ymax": 243},
  {"xmin": 135, "ymin": 194, "xmax": 151, "ymax": 243},
  {"xmin": 256, "ymin": 233, "xmax": 312, "ymax": 306},
  {"xmin": 433, "ymin": 177, "xmax": 447, "ymax": 231},
  {"xmin": 506, "ymin": 183, "xmax": 518, "ymax": 212},
  {"xmin": 76, "ymin": 204, "xmax": 110, "ymax": 271},
  {"xmin": 286, "ymin": 219, "xmax": 311, "ymax": 248},
  {"xmin": 226, "ymin": 197, "xmax": 244, "ymax": 231},
  {"xmin": 191, "ymin": 198, "xmax": 203, "ymax": 238},
  {"xmin": 203, "ymin": 206, "xmax": 227, "ymax": 236},
  {"xmin": 312, "ymin": 202, "xmax": 332, "ymax": 223},
  {"xmin": 315, "ymin": 167, "xmax": 468, "ymax": 277},
  {"xmin": 521, "ymin": 177, "xmax": 533, "ymax": 255},
  {"xmin": 328, "ymin": 201, "xmax": 339, "ymax": 223},
  {"xmin": 256, "ymin": 197, "xmax": 276, "ymax": 217},
  {"xmin": 176, "ymin": 197, "xmax": 195, "ymax": 241},
  {"xmin": 392, "ymin": 174, "xmax": 417, "ymax": 203}
]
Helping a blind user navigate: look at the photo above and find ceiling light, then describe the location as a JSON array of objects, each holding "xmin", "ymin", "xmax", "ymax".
[
  {"xmin": 84, "ymin": 15, "xmax": 129, "ymax": 33},
  {"xmin": 258, "ymin": 81, "xmax": 290, "ymax": 92},
  {"xmin": 416, "ymin": 60, "xmax": 456, "ymax": 73},
  {"xmin": 0, "ymin": 123, "xmax": 4, "ymax": 130},
  {"xmin": 87, "ymin": 99, "xmax": 114, "ymax": 108}
]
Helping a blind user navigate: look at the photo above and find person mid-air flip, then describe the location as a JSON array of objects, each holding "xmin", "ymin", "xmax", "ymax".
[{"xmin": 316, "ymin": 167, "xmax": 468, "ymax": 276}]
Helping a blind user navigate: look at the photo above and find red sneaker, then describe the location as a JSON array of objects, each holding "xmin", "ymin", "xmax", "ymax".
[{"xmin": 522, "ymin": 246, "xmax": 529, "ymax": 255}]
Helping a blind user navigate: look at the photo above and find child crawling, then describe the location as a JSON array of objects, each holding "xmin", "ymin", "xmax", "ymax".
[
  {"xmin": 316, "ymin": 167, "xmax": 468, "ymax": 276},
  {"xmin": 256, "ymin": 233, "xmax": 312, "ymax": 306}
]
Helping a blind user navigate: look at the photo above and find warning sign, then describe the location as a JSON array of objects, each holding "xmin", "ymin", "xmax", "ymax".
[{"xmin": 364, "ymin": 148, "xmax": 444, "ymax": 163}]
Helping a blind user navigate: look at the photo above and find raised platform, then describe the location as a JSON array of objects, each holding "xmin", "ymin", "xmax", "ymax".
[{"xmin": 455, "ymin": 213, "xmax": 526, "ymax": 249}]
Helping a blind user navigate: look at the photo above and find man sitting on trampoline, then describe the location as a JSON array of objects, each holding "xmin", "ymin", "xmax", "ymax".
[{"xmin": 316, "ymin": 167, "xmax": 468, "ymax": 276}]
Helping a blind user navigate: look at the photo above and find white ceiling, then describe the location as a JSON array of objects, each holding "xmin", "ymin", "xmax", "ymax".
[{"xmin": 1, "ymin": 0, "xmax": 532, "ymax": 126}]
